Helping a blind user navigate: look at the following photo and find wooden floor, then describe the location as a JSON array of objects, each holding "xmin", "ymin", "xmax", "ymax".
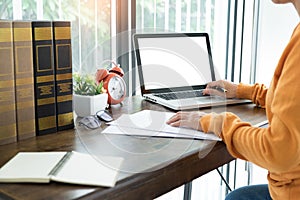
[{"xmin": 156, "ymin": 159, "xmax": 268, "ymax": 200}]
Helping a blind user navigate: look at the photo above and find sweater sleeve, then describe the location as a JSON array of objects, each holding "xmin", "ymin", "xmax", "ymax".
[
  {"xmin": 236, "ymin": 83, "xmax": 268, "ymax": 107},
  {"xmin": 201, "ymin": 111, "xmax": 300, "ymax": 173}
]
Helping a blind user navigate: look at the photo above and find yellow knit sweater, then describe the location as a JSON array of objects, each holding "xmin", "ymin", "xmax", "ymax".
[{"xmin": 200, "ymin": 23, "xmax": 300, "ymax": 199}]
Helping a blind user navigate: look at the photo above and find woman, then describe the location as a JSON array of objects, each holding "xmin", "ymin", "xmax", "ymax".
[{"xmin": 167, "ymin": 0, "xmax": 300, "ymax": 199}]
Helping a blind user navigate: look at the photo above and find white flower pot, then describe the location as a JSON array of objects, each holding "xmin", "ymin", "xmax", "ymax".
[{"xmin": 73, "ymin": 93, "xmax": 108, "ymax": 117}]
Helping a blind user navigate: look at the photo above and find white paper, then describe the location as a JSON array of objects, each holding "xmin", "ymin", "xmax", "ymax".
[
  {"xmin": 102, "ymin": 125, "xmax": 220, "ymax": 141},
  {"xmin": 106, "ymin": 110, "xmax": 221, "ymax": 141}
]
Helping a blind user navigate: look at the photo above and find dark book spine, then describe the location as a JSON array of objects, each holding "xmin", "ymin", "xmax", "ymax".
[
  {"xmin": 53, "ymin": 21, "xmax": 74, "ymax": 131},
  {"xmin": 13, "ymin": 21, "xmax": 36, "ymax": 140},
  {"xmin": 0, "ymin": 20, "xmax": 17, "ymax": 145},
  {"xmin": 32, "ymin": 21, "xmax": 57, "ymax": 135}
]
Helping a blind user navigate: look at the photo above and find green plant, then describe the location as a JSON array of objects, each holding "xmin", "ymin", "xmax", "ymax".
[{"xmin": 73, "ymin": 73, "xmax": 105, "ymax": 96}]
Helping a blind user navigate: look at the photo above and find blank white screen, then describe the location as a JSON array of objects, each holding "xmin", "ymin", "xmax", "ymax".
[{"xmin": 137, "ymin": 36, "xmax": 213, "ymax": 90}]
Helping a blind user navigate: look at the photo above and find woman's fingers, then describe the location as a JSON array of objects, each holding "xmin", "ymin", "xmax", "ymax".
[
  {"xmin": 167, "ymin": 120, "xmax": 181, "ymax": 127},
  {"xmin": 204, "ymin": 80, "xmax": 237, "ymax": 98},
  {"xmin": 166, "ymin": 112, "xmax": 182, "ymax": 124},
  {"xmin": 167, "ymin": 111, "xmax": 206, "ymax": 131},
  {"xmin": 203, "ymin": 88, "xmax": 226, "ymax": 97}
]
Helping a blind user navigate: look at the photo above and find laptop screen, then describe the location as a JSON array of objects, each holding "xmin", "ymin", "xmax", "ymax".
[{"xmin": 134, "ymin": 33, "xmax": 215, "ymax": 93}]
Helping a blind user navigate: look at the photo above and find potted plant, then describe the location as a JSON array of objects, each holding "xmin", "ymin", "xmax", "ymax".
[{"xmin": 73, "ymin": 73, "xmax": 108, "ymax": 117}]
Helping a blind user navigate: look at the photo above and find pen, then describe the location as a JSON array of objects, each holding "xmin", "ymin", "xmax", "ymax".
[{"xmin": 211, "ymin": 86, "xmax": 227, "ymax": 93}]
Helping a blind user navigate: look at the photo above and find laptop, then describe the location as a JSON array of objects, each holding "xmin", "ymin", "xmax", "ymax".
[{"xmin": 133, "ymin": 33, "xmax": 250, "ymax": 110}]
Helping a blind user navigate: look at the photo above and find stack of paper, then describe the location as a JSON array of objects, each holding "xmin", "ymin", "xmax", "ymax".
[{"xmin": 103, "ymin": 110, "xmax": 221, "ymax": 141}]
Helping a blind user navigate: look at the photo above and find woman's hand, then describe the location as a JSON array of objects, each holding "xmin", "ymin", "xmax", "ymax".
[
  {"xmin": 203, "ymin": 80, "xmax": 237, "ymax": 98},
  {"xmin": 166, "ymin": 111, "xmax": 207, "ymax": 131}
]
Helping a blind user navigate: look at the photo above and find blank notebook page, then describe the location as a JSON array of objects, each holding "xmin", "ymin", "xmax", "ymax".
[
  {"xmin": 0, "ymin": 152, "xmax": 66, "ymax": 182},
  {"xmin": 51, "ymin": 151, "xmax": 123, "ymax": 187}
]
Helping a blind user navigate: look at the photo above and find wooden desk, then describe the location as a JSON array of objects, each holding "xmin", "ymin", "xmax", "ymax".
[{"xmin": 0, "ymin": 96, "xmax": 266, "ymax": 200}]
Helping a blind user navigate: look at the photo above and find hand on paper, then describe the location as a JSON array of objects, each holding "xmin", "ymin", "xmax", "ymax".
[
  {"xmin": 166, "ymin": 111, "xmax": 207, "ymax": 131},
  {"xmin": 203, "ymin": 80, "xmax": 237, "ymax": 98}
]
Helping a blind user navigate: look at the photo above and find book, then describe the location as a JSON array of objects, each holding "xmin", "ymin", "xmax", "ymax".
[
  {"xmin": 0, "ymin": 20, "xmax": 17, "ymax": 145},
  {"xmin": 52, "ymin": 21, "xmax": 74, "ymax": 131},
  {"xmin": 0, "ymin": 151, "xmax": 124, "ymax": 187},
  {"xmin": 12, "ymin": 21, "xmax": 36, "ymax": 140},
  {"xmin": 32, "ymin": 21, "xmax": 57, "ymax": 135}
]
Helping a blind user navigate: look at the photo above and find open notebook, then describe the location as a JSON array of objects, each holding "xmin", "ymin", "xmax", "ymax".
[
  {"xmin": 133, "ymin": 33, "xmax": 250, "ymax": 110},
  {"xmin": 0, "ymin": 151, "xmax": 123, "ymax": 187}
]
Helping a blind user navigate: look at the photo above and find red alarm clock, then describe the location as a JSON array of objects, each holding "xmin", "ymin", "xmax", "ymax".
[{"xmin": 96, "ymin": 64, "xmax": 126, "ymax": 105}]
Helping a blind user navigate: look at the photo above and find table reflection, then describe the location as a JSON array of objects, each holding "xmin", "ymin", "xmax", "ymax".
[{"xmin": 75, "ymin": 117, "xmax": 218, "ymax": 181}]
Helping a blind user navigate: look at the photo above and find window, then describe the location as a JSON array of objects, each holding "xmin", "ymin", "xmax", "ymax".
[
  {"xmin": 134, "ymin": 0, "xmax": 257, "ymax": 85},
  {"xmin": 2, "ymin": 0, "xmax": 288, "ymax": 88},
  {"xmin": 1, "ymin": 0, "xmax": 112, "ymax": 74},
  {"xmin": 254, "ymin": 1, "xmax": 298, "ymax": 85},
  {"xmin": 135, "ymin": 0, "xmax": 228, "ymax": 79}
]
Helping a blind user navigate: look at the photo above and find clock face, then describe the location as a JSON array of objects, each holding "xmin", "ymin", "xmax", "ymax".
[{"xmin": 107, "ymin": 76, "xmax": 126, "ymax": 100}]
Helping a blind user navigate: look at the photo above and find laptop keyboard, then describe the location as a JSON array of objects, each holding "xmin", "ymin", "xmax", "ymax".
[{"xmin": 154, "ymin": 90, "xmax": 205, "ymax": 100}]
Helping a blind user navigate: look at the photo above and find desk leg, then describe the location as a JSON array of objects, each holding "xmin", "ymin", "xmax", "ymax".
[
  {"xmin": 217, "ymin": 168, "xmax": 232, "ymax": 192},
  {"xmin": 183, "ymin": 181, "xmax": 192, "ymax": 200},
  {"xmin": 226, "ymin": 163, "xmax": 231, "ymax": 194},
  {"xmin": 246, "ymin": 161, "xmax": 253, "ymax": 185}
]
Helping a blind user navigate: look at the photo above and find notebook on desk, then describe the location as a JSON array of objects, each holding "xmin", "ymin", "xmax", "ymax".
[{"xmin": 133, "ymin": 33, "xmax": 250, "ymax": 110}]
